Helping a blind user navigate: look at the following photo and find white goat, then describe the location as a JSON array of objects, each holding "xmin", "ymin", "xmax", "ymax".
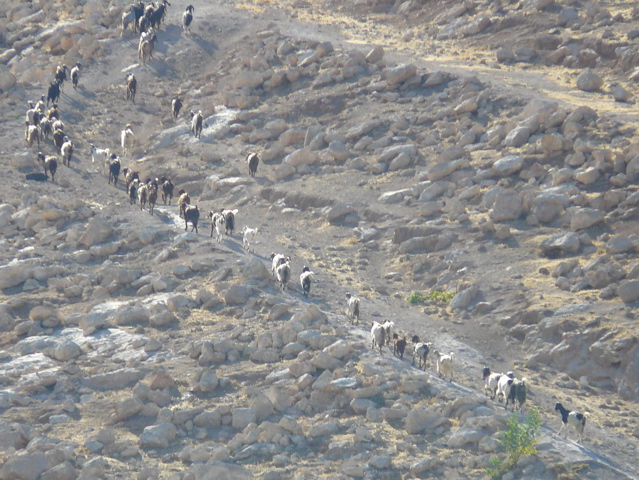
[
  {"xmin": 381, "ymin": 320, "xmax": 394, "ymax": 347},
  {"xmin": 275, "ymin": 259, "xmax": 291, "ymax": 290},
  {"xmin": 411, "ymin": 335, "xmax": 431, "ymax": 369},
  {"xmin": 209, "ymin": 211, "xmax": 225, "ymax": 242},
  {"xmin": 496, "ymin": 373, "xmax": 514, "ymax": 404},
  {"xmin": 555, "ymin": 403, "xmax": 590, "ymax": 442},
  {"xmin": 434, "ymin": 350, "xmax": 455, "ymax": 381},
  {"xmin": 300, "ymin": 266, "xmax": 314, "ymax": 297},
  {"xmin": 345, "ymin": 293, "xmax": 360, "ymax": 324},
  {"xmin": 90, "ymin": 144, "xmax": 111, "ymax": 169},
  {"xmin": 242, "ymin": 226, "xmax": 258, "ymax": 252},
  {"xmin": 270, "ymin": 253, "xmax": 289, "ymax": 276},
  {"xmin": 121, "ymin": 124, "xmax": 135, "ymax": 155},
  {"xmin": 482, "ymin": 367, "xmax": 507, "ymax": 400},
  {"xmin": 25, "ymin": 124, "xmax": 41, "ymax": 148},
  {"xmin": 370, "ymin": 322, "xmax": 386, "ymax": 354},
  {"xmin": 60, "ymin": 137, "xmax": 73, "ymax": 166}
]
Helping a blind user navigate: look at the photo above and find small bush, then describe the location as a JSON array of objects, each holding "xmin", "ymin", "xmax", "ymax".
[
  {"xmin": 407, "ymin": 290, "xmax": 454, "ymax": 305},
  {"xmin": 408, "ymin": 291, "xmax": 426, "ymax": 304},
  {"xmin": 487, "ymin": 407, "xmax": 542, "ymax": 479}
]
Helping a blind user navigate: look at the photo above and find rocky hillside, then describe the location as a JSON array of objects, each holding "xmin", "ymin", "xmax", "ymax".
[{"xmin": 1, "ymin": 0, "xmax": 639, "ymax": 479}]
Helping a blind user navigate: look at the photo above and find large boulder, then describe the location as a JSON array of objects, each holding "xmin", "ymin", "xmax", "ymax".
[
  {"xmin": 576, "ymin": 69, "xmax": 603, "ymax": 92},
  {"xmin": 385, "ymin": 64, "xmax": 417, "ymax": 84}
]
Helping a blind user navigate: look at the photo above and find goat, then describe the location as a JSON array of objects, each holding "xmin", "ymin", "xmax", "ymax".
[
  {"xmin": 138, "ymin": 8, "xmax": 152, "ymax": 34},
  {"xmin": 70, "ymin": 63, "xmax": 81, "ymax": 89},
  {"xmin": 47, "ymin": 81, "xmax": 61, "ymax": 105},
  {"xmin": 182, "ymin": 5, "xmax": 194, "ymax": 33},
  {"xmin": 161, "ymin": 177, "xmax": 174, "ymax": 205},
  {"xmin": 300, "ymin": 266, "xmax": 314, "ymax": 297},
  {"xmin": 209, "ymin": 211, "xmax": 225, "ymax": 242},
  {"xmin": 90, "ymin": 144, "xmax": 111, "ymax": 170},
  {"xmin": 126, "ymin": 74, "xmax": 137, "ymax": 103},
  {"xmin": 121, "ymin": 124, "xmax": 135, "ymax": 155},
  {"xmin": 148, "ymin": 184, "xmax": 158, "ymax": 215},
  {"xmin": 46, "ymin": 104, "xmax": 60, "ymax": 121},
  {"xmin": 37, "ymin": 152, "xmax": 57, "ymax": 182},
  {"xmin": 178, "ymin": 190, "xmax": 190, "ymax": 218},
  {"xmin": 345, "ymin": 293, "xmax": 360, "ymax": 324},
  {"xmin": 242, "ymin": 226, "xmax": 258, "ymax": 252},
  {"xmin": 270, "ymin": 253, "xmax": 290, "ymax": 276},
  {"xmin": 184, "ymin": 205, "xmax": 199, "ymax": 233},
  {"xmin": 246, "ymin": 152, "xmax": 259, "ymax": 177},
  {"xmin": 171, "ymin": 97, "xmax": 182, "ymax": 120},
  {"xmin": 51, "ymin": 119, "xmax": 64, "ymax": 133},
  {"xmin": 39, "ymin": 116, "xmax": 51, "ymax": 141},
  {"xmin": 496, "ymin": 374, "xmax": 515, "ymax": 406},
  {"xmin": 222, "ymin": 209, "xmax": 237, "ymax": 235},
  {"xmin": 36, "ymin": 96, "xmax": 46, "ymax": 115},
  {"xmin": 381, "ymin": 320, "xmax": 394, "ymax": 346},
  {"xmin": 122, "ymin": 7, "xmax": 137, "ymax": 33},
  {"xmin": 555, "ymin": 403, "xmax": 589, "ymax": 442},
  {"xmin": 138, "ymin": 183, "xmax": 148, "ymax": 211},
  {"xmin": 108, "ymin": 154, "xmax": 121, "ymax": 186},
  {"xmin": 411, "ymin": 335, "xmax": 431, "ymax": 369},
  {"xmin": 53, "ymin": 129, "xmax": 66, "ymax": 151},
  {"xmin": 190, "ymin": 110, "xmax": 203, "ymax": 139},
  {"xmin": 507, "ymin": 378, "xmax": 527, "ymax": 412},
  {"xmin": 138, "ymin": 26, "xmax": 155, "ymax": 49},
  {"xmin": 26, "ymin": 103, "xmax": 40, "ymax": 125},
  {"xmin": 276, "ymin": 259, "xmax": 291, "ymax": 290},
  {"xmin": 55, "ymin": 65, "xmax": 68, "ymax": 87},
  {"xmin": 433, "ymin": 350, "xmax": 454, "ymax": 381},
  {"xmin": 138, "ymin": 35, "xmax": 156, "ymax": 64},
  {"xmin": 129, "ymin": 178, "xmax": 139, "ymax": 204},
  {"xmin": 150, "ymin": 0, "xmax": 169, "ymax": 29},
  {"xmin": 393, "ymin": 334, "xmax": 407, "ymax": 359},
  {"xmin": 25, "ymin": 124, "xmax": 41, "ymax": 148},
  {"xmin": 370, "ymin": 322, "xmax": 385, "ymax": 354},
  {"xmin": 123, "ymin": 168, "xmax": 140, "ymax": 194},
  {"xmin": 482, "ymin": 368, "xmax": 508, "ymax": 400},
  {"xmin": 61, "ymin": 137, "xmax": 73, "ymax": 166}
]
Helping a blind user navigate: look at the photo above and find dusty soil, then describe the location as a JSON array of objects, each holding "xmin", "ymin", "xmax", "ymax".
[{"xmin": 2, "ymin": 0, "xmax": 639, "ymax": 478}]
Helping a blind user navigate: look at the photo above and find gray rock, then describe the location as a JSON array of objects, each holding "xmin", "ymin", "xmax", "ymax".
[
  {"xmin": 53, "ymin": 340, "xmax": 82, "ymax": 361},
  {"xmin": 116, "ymin": 396, "xmax": 144, "ymax": 421},
  {"xmin": 618, "ymin": 281, "xmax": 639, "ymax": 303},
  {"xmin": 224, "ymin": 285, "xmax": 253, "ymax": 305},
  {"xmin": 366, "ymin": 46, "xmax": 384, "ymax": 63},
  {"xmin": 540, "ymin": 232, "xmax": 581, "ymax": 255},
  {"xmin": 405, "ymin": 408, "xmax": 447, "ymax": 434},
  {"xmin": 490, "ymin": 191, "xmax": 523, "ymax": 222},
  {"xmin": 492, "ymin": 154, "xmax": 524, "ymax": 176},
  {"xmin": 40, "ymin": 461, "xmax": 76, "ymax": 480},
  {"xmin": 188, "ymin": 462, "xmax": 254, "ymax": 480},
  {"xmin": 1, "ymin": 451, "xmax": 50, "ymax": 480},
  {"xmin": 532, "ymin": 192, "xmax": 570, "ymax": 223},
  {"xmin": 325, "ymin": 203, "xmax": 356, "ymax": 223},
  {"xmin": 379, "ymin": 189, "xmax": 410, "ymax": 204},
  {"xmin": 610, "ymin": 83, "xmax": 632, "ymax": 102},
  {"xmin": 450, "ymin": 285, "xmax": 479, "ymax": 310},
  {"xmin": 386, "ymin": 63, "xmax": 417, "ymax": 84},
  {"xmin": 79, "ymin": 217, "xmax": 113, "ymax": 247},
  {"xmin": 84, "ymin": 368, "xmax": 145, "ymax": 390},
  {"xmin": 504, "ymin": 127, "xmax": 531, "ymax": 148},
  {"xmin": 139, "ymin": 422, "xmax": 177, "ymax": 448},
  {"xmin": 570, "ymin": 207, "xmax": 605, "ymax": 230},
  {"xmin": 448, "ymin": 427, "xmax": 484, "ymax": 447},
  {"xmin": 232, "ymin": 408, "xmax": 257, "ymax": 430},
  {"xmin": 576, "ymin": 69, "xmax": 603, "ymax": 92}
]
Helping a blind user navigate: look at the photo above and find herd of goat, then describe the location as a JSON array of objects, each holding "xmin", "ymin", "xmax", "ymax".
[{"xmin": 20, "ymin": 0, "xmax": 592, "ymax": 446}]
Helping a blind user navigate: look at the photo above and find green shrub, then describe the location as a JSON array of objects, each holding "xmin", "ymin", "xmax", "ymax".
[
  {"xmin": 407, "ymin": 290, "xmax": 454, "ymax": 305},
  {"xmin": 487, "ymin": 407, "xmax": 542, "ymax": 479},
  {"xmin": 408, "ymin": 292, "xmax": 426, "ymax": 304}
]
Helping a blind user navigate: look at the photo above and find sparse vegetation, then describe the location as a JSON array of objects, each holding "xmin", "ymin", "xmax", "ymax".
[
  {"xmin": 487, "ymin": 408, "xmax": 542, "ymax": 479},
  {"xmin": 408, "ymin": 290, "xmax": 454, "ymax": 304}
]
